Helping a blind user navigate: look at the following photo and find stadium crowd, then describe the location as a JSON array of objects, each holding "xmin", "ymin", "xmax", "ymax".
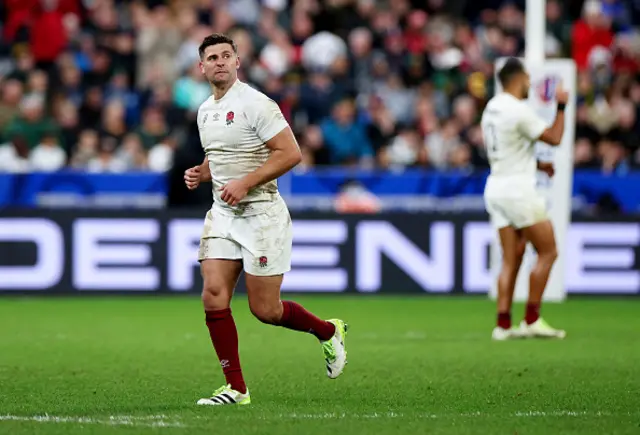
[{"xmin": 0, "ymin": 0, "xmax": 639, "ymax": 175}]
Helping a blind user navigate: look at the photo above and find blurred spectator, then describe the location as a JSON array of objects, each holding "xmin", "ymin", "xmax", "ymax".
[
  {"xmin": 0, "ymin": 79, "xmax": 23, "ymax": 129},
  {"xmin": 4, "ymin": 95, "xmax": 58, "ymax": 149},
  {"xmin": 0, "ymin": 135, "xmax": 30, "ymax": 173},
  {"xmin": 173, "ymin": 62, "xmax": 211, "ymax": 112},
  {"xmin": 70, "ymin": 129, "xmax": 99, "ymax": 169},
  {"xmin": 379, "ymin": 127, "xmax": 427, "ymax": 169},
  {"xmin": 117, "ymin": 133, "xmax": 148, "ymax": 171},
  {"xmin": 136, "ymin": 5, "xmax": 182, "ymax": 88},
  {"xmin": 87, "ymin": 136, "xmax": 127, "ymax": 173},
  {"xmin": 148, "ymin": 135, "xmax": 177, "ymax": 172},
  {"xmin": 426, "ymin": 118, "xmax": 462, "ymax": 169},
  {"xmin": 299, "ymin": 70, "xmax": 345, "ymax": 125},
  {"xmin": 136, "ymin": 106, "xmax": 169, "ymax": 150},
  {"xmin": 572, "ymin": 1, "xmax": 615, "ymax": 71},
  {"xmin": 320, "ymin": 98, "xmax": 374, "ymax": 166},
  {"xmin": 29, "ymin": 132, "xmax": 66, "ymax": 172}
]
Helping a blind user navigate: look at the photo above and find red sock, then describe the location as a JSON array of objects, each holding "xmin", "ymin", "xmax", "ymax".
[
  {"xmin": 280, "ymin": 301, "xmax": 336, "ymax": 341},
  {"xmin": 497, "ymin": 312, "xmax": 511, "ymax": 329},
  {"xmin": 205, "ymin": 309, "xmax": 246, "ymax": 394},
  {"xmin": 525, "ymin": 303, "xmax": 540, "ymax": 325}
]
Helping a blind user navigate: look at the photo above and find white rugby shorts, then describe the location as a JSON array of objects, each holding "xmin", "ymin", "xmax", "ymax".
[
  {"xmin": 484, "ymin": 178, "xmax": 548, "ymax": 230},
  {"xmin": 198, "ymin": 197, "xmax": 292, "ymax": 276}
]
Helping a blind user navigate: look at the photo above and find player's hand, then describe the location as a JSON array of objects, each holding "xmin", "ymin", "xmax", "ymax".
[
  {"xmin": 184, "ymin": 166, "xmax": 201, "ymax": 190},
  {"xmin": 219, "ymin": 179, "xmax": 250, "ymax": 206},
  {"xmin": 537, "ymin": 162, "xmax": 555, "ymax": 177},
  {"xmin": 555, "ymin": 83, "xmax": 569, "ymax": 104}
]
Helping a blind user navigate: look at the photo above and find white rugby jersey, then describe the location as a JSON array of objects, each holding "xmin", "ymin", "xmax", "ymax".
[
  {"xmin": 197, "ymin": 80, "xmax": 289, "ymax": 216},
  {"xmin": 480, "ymin": 93, "xmax": 549, "ymax": 185}
]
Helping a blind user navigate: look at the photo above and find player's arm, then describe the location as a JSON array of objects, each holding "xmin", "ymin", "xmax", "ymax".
[
  {"xmin": 242, "ymin": 127, "xmax": 301, "ymax": 190},
  {"xmin": 198, "ymin": 156, "xmax": 212, "ymax": 183},
  {"xmin": 184, "ymin": 156, "xmax": 211, "ymax": 190},
  {"xmin": 538, "ymin": 108, "xmax": 566, "ymax": 146},
  {"xmin": 536, "ymin": 85, "xmax": 570, "ymax": 146}
]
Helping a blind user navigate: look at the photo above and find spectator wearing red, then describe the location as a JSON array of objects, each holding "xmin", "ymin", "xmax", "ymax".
[{"xmin": 572, "ymin": 0, "xmax": 615, "ymax": 71}]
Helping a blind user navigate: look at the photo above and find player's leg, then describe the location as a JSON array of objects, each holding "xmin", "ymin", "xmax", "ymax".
[
  {"xmin": 519, "ymin": 219, "xmax": 565, "ymax": 338},
  {"xmin": 198, "ymin": 254, "xmax": 252, "ymax": 405},
  {"xmin": 197, "ymin": 212, "xmax": 252, "ymax": 405},
  {"xmin": 494, "ymin": 225, "xmax": 526, "ymax": 331},
  {"xmin": 245, "ymin": 272, "xmax": 348, "ymax": 379},
  {"xmin": 485, "ymin": 196, "xmax": 525, "ymax": 340},
  {"xmin": 239, "ymin": 201, "xmax": 348, "ymax": 378}
]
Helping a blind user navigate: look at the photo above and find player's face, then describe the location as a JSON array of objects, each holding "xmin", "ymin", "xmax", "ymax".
[{"xmin": 200, "ymin": 43, "xmax": 240, "ymax": 86}]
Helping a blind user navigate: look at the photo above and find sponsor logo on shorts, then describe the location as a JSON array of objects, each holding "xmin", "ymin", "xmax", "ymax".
[{"xmin": 259, "ymin": 256, "xmax": 268, "ymax": 268}]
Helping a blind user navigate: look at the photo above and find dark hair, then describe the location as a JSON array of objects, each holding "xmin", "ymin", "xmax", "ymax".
[
  {"xmin": 498, "ymin": 57, "xmax": 525, "ymax": 87},
  {"xmin": 198, "ymin": 33, "xmax": 238, "ymax": 59}
]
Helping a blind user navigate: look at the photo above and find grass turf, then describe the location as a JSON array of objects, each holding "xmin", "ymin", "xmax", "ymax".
[{"xmin": 0, "ymin": 296, "xmax": 638, "ymax": 435}]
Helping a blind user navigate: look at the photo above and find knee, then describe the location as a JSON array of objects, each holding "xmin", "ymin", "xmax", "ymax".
[
  {"xmin": 201, "ymin": 283, "xmax": 231, "ymax": 311},
  {"xmin": 540, "ymin": 246, "xmax": 558, "ymax": 263},
  {"xmin": 249, "ymin": 301, "xmax": 283, "ymax": 325}
]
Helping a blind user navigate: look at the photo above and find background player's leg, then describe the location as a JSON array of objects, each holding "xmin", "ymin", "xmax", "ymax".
[
  {"xmin": 201, "ymin": 258, "xmax": 247, "ymax": 394},
  {"xmin": 245, "ymin": 273, "xmax": 335, "ymax": 341},
  {"xmin": 521, "ymin": 220, "xmax": 558, "ymax": 324},
  {"xmin": 496, "ymin": 226, "xmax": 526, "ymax": 330}
]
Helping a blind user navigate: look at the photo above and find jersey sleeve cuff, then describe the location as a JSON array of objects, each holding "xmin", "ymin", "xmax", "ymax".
[{"xmin": 260, "ymin": 121, "xmax": 289, "ymax": 143}]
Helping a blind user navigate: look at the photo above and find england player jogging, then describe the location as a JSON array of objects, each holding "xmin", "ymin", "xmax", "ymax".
[
  {"xmin": 481, "ymin": 58, "xmax": 568, "ymax": 341},
  {"xmin": 184, "ymin": 34, "xmax": 348, "ymax": 406}
]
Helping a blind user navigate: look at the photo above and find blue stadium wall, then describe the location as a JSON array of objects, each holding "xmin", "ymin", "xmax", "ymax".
[{"xmin": 1, "ymin": 170, "xmax": 640, "ymax": 212}]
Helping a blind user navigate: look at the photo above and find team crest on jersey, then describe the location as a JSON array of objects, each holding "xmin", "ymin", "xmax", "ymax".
[
  {"xmin": 536, "ymin": 76, "xmax": 560, "ymax": 103},
  {"xmin": 259, "ymin": 256, "xmax": 268, "ymax": 268},
  {"xmin": 226, "ymin": 111, "xmax": 235, "ymax": 126}
]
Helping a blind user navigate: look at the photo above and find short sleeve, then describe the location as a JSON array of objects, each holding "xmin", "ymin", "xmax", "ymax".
[
  {"xmin": 250, "ymin": 97, "xmax": 289, "ymax": 143},
  {"xmin": 517, "ymin": 104, "xmax": 549, "ymax": 142}
]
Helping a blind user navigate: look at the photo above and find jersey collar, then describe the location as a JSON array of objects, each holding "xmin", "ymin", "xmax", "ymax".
[{"xmin": 214, "ymin": 79, "xmax": 241, "ymax": 103}]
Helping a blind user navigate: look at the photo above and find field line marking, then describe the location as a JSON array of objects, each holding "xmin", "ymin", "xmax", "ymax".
[
  {"xmin": 2, "ymin": 410, "xmax": 636, "ymax": 426},
  {"xmin": 0, "ymin": 414, "xmax": 186, "ymax": 428},
  {"xmin": 275, "ymin": 410, "xmax": 632, "ymax": 419}
]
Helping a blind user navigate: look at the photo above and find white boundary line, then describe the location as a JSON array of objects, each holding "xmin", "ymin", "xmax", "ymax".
[
  {"xmin": 275, "ymin": 411, "xmax": 625, "ymax": 420},
  {"xmin": 0, "ymin": 410, "xmax": 634, "ymax": 427},
  {"xmin": 0, "ymin": 414, "xmax": 185, "ymax": 428}
]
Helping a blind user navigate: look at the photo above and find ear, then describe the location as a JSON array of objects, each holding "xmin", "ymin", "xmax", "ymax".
[
  {"xmin": 236, "ymin": 56, "xmax": 241, "ymax": 70},
  {"xmin": 199, "ymin": 61, "xmax": 205, "ymax": 75}
]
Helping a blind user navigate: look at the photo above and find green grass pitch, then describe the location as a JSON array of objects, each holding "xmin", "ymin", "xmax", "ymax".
[{"xmin": 1, "ymin": 295, "xmax": 639, "ymax": 435}]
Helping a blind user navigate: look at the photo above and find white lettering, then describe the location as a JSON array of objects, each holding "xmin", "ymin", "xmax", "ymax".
[
  {"xmin": 167, "ymin": 219, "xmax": 202, "ymax": 291},
  {"xmin": 463, "ymin": 222, "xmax": 494, "ymax": 293},
  {"xmin": 356, "ymin": 221, "xmax": 454, "ymax": 293},
  {"xmin": 73, "ymin": 219, "xmax": 159, "ymax": 290},
  {"xmin": 282, "ymin": 221, "xmax": 347, "ymax": 292},
  {"xmin": 567, "ymin": 223, "xmax": 640, "ymax": 293},
  {"xmin": 0, "ymin": 219, "xmax": 64, "ymax": 289}
]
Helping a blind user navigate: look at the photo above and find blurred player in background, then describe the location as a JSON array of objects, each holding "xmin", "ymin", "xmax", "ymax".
[
  {"xmin": 481, "ymin": 58, "xmax": 568, "ymax": 341},
  {"xmin": 184, "ymin": 34, "xmax": 348, "ymax": 406}
]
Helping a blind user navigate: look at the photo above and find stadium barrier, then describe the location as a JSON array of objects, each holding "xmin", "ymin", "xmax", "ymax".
[
  {"xmin": 1, "ymin": 170, "xmax": 639, "ymax": 212},
  {"xmin": 0, "ymin": 209, "xmax": 638, "ymax": 295}
]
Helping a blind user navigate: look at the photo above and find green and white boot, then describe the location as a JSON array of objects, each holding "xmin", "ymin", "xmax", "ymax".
[
  {"xmin": 322, "ymin": 319, "xmax": 348, "ymax": 379},
  {"xmin": 197, "ymin": 384, "xmax": 251, "ymax": 406},
  {"xmin": 519, "ymin": 318, "xmax": 566, "ymax": 339}
]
